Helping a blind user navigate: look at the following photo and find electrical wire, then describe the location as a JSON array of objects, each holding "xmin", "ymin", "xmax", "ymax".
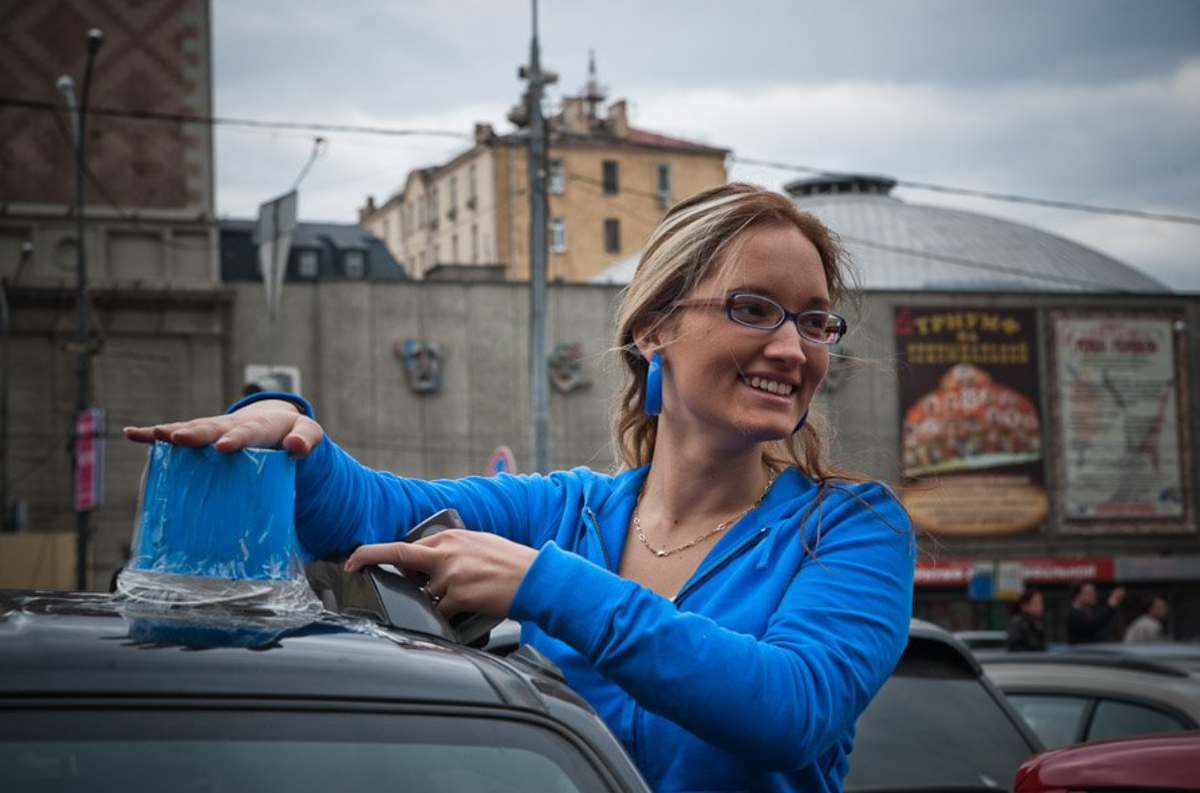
[
  {"xmin": 0, "ymin": 96, "xmax": 471, "ymax": 140},
  {"xmin": 7, "ymin": 94, "xmax": 1195, "ymax": 226},
  {"xmin": 733, "ymin": 156, "xmax": 1200, "ymax": 227}
]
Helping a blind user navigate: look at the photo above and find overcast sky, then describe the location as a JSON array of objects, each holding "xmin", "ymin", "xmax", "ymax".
[{"xmin": 212, "ymin": 0, "xmax": 1200, "ymax": 292}]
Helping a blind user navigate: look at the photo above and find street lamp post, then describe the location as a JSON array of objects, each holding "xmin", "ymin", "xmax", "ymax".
[{"xmin": 57, "ymin": 27, "xmax": 103, "ymax": 590}]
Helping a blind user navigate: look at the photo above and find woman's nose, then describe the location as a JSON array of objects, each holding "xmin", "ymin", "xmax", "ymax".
[{"xmin": 764, "ymin": 322, "xmax": 809, "ymax": 363}]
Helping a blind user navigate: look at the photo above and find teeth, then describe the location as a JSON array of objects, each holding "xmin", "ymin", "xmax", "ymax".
[{"xmin": 747, "ymin": 377, "xmax": 794, "ymax": 396}]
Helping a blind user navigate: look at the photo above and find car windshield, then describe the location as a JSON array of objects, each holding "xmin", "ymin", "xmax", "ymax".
[
  {"xmin": 846, "ymin": 639, "xmax": 1039, "ymax": 792},
  {"xmin": 2, "ymin": 709, "xmax": 609, "ymax": 793}
]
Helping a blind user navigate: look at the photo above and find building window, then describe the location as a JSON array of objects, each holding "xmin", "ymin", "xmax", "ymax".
[
  {"xmin": 452, "ymin": 234, "xmax": 459, "ymax": 263},
  {"xmin": 604, "ymin": 218, "xmax": 621, "ymax": 254},
  {"xmin": 602, "ymin": 160, "xmax": 619, "ymax": 194},
  {"xmin": 471, "ymin": 224, "xmax": 479, "ymax": 263},
  {"xmin": 656, "ymin": 163, "xmax": 672, "ymax": 206},
  {"xmin": 549, "ymin": 159, "xmax": 565, "ymax": 194},
  {"xmin": 468, "ymin": 163, "xmax": 478, "ymax": 208},
  {"xmin": 449, "ymin": 177, "xmax": 458, "ymax": 211},
  {"xmin": 297, "ymin": 249, "xmax": 319, "ymax": 279},
  {"xmin": 550, "ymin": 217, "xmax": 567, "ymax": 254},
  {"xmin": 344, "ymin": 250, "xmax": 365, "ymax": 279}
]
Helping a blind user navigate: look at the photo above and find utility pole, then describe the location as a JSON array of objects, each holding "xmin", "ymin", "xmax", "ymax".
[
  {"xmin": 517, "ymin": 0, "xmax": 556, "ymax": 473},
  {"xmin": 58, "ymin": 27, "xmax": 103, "ymax": 590}
]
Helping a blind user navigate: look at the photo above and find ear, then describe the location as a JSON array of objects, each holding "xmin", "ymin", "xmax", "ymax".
[{"xmin": 631, "ymin": 321, "xmax": 662, "ymax": 362}]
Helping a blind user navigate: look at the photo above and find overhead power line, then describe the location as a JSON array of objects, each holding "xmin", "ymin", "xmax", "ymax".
[
  {"xmin": 0, "ymin": 96, "xmax": 470, "ymax": 140},
  {"xmin": 6, "ymin": 94, "xmax": 1196, "ymax": 226},
  {"xmin": 734, "ymin": 156, "xmax": 1200, "ymax": 227}
]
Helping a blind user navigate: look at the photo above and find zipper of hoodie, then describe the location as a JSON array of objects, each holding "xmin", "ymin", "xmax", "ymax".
[
  {"xmin": 584, "ymin": 507, "xmax": 614, "ymax": 571},
  {"xmin": 672, "ymin": 527, "xmax": 771, "ymax": 607}
]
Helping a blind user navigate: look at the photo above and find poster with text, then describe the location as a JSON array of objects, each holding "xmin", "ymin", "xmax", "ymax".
[
  {"xmin": 1053, "ymin": 315, "xmax": 1191, "ymax": 531},
  {"xmin": 896, "ymin": 307, "xmax": 1047, "ymax": 535}
]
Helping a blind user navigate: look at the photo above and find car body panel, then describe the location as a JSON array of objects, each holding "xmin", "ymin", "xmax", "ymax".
[
  {"xmin": 846, "ymin": 620, "xmax": 1043, "ymax": 792},
  {"xmin": 0, "ymin": 585, "xmax": 651, "ymax": 793},
  {"xmin": 1014, "ymin": 732, "xmax": 1200, "ymax": 792}
]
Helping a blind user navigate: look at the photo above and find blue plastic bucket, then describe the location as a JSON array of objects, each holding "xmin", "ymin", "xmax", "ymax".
[{"xmin": 128, "ymin": 441, "xmax": 299, "ymax": 582}]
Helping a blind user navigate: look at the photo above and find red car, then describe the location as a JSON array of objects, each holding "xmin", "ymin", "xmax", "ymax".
[{"xmin": 1014, "ymin": 732, "xmax": 1200, "ymax": 792}]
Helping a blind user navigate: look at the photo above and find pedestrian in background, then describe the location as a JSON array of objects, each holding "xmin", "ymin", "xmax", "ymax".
[
  {"xmin": 1006, "ymin": 588, "xmax": 1046, "ymax": 652},
  {"xmin": 1124, "ymin": 594, "xmax": 1170, "ymax": 643},
  {"xmin": 1066, "ymin": 580, "xmax": 1126, "ymax": 644},
  {"xmin": 127, "ymin": 183, "xmax": 916, "ymax": 793}
]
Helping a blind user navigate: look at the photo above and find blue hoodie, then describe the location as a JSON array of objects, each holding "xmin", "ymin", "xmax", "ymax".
[{"xmin": 294, "ymin": 436, "xmax": 914, "ymax": 793}]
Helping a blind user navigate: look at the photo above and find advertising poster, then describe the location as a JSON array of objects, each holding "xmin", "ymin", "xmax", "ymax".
[
  {"xmin": 896, "ymin": 307, "xmax": 1047, "ymax": 535},
  {"xmin": 1052, "ymin": 314, "xmax": 1192, "ymax": 532}
]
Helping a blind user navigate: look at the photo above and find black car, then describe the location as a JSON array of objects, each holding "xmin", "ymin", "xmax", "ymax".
[
  {"xmin": 846, "ymin": 620, "xmax": 1044, "ymax": 792},
  {"xmin": 0, "ymin": 562, "xmax": 650, "ymax": 793}
]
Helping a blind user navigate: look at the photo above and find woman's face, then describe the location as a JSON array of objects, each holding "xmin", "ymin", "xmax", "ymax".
[
  {"xmin": 1024, "ymin": 593, "xmax": 1045, "ymax": 618},
  {"xmin": 649, "ymin": 223, "xmax": 832, "ymax": 451}
]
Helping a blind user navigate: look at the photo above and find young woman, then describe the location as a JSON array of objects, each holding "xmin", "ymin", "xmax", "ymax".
[{"xmin": 126, "ymin": 183, "xmax": 914, "ymax": 793}]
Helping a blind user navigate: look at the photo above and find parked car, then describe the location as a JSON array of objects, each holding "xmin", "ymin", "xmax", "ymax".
[
  {"xmin": 0, "ymin": 562, "xmax": 651, "ymax": 793},
  {"xmin": 845, "ymin": 620, "xmax": 1043, "ymax": 792},
  {"xmin": 980, "ymin": 652, "xmax": 1200, "ymax": 750},
  {"xmin": 1058, "ymin": 640, "xmax": 1200, "ymax": 673},
  {"xmin": 954, "ymin": 629, "xmax": 1009, "ymax": 651},
  {"xmin": 2, "ymin": 565, "xmax": 1040, "ymax": 792},
  {"xmin": 1014, "ymin": 732, "xmax": 1200, "ymax": 793}
]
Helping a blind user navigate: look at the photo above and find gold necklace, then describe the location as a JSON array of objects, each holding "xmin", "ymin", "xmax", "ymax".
[{"xmin": 633, "ymin": 470, "xmax": 777, "ymax": 558}]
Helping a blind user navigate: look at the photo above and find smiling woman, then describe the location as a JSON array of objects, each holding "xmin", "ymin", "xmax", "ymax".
[{"xmin": 125, "ymin": 183, "xmax": 915, "ymax": 793}]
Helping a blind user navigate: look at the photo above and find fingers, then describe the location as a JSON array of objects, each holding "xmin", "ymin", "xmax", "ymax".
[
  {"xmin": 123, "ymin": 404, "xmax": 324, "ymax": 457},
  {"xmin": 123, "ymin": 416, "xmax": 231, "ymax": 447},
  {"xmin": 280, "ymin": 416, "xmax": 325, "ymax": 458},
  {"xmin": 344, "ymin": 540, "xmax": 440, "ymax": 576}
]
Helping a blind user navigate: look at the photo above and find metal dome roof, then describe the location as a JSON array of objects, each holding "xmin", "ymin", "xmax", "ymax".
[{"xmin": 785, "ymin": 175, "xmax": 1169, "ymax": 294}]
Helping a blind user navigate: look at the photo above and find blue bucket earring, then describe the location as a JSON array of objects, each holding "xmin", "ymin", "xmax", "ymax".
[
  {"xmin": 792, "ymin": 408, "xmax": 809, "ymax": 434},
  {"xmin": 643, "ymin": 352, "xmax": 663, "ymax": 416}
]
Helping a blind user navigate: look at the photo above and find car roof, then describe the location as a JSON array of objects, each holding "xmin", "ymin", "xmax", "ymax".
[
  {"xmin": 980, "ymin": 652, "xmax": 1200, "ymax": 722},
  {"xmin": 1016, "ymin": 732, "xmax": 1200, "ymax": 792},
  {"xmin": 0, "ymin": 564, "xmax": 582, "ymax": 715},
  {"xmin": 1057, "ymin": 641, "xmax": 1200, "ymax": 673}
]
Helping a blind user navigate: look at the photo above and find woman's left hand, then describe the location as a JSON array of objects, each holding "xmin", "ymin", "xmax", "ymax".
[{"xmin": 344, "ymin": 531, "xmax": 537, "ymax": 618}]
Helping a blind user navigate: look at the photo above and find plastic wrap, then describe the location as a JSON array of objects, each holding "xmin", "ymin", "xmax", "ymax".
[{"xmin": 116, "ymin": 441, "xmax": 321, "ymax": 615}]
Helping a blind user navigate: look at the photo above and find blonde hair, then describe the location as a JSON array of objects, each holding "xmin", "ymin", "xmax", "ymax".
[{"xmin": 613, "ymin": 182, "xmax": 856, "ymax": 479}]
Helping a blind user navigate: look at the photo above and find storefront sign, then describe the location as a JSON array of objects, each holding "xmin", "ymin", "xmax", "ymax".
[{"xmin": 895, "ymin": 308, "xmax": 1047, "ymax": 535}]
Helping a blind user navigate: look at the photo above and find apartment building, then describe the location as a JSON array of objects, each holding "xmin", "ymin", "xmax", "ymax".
[{"xmin": 360, "ymin": 71, "xmax": 729, "ymax": 283}]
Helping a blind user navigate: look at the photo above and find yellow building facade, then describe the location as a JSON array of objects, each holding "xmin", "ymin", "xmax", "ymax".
[{"xmin": 361, "ymin": 94, "xmax": 728, "ymax": 283}]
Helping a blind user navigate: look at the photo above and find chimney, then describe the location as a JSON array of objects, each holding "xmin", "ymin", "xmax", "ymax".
[
  {"xmin": 474, "ymin": 122, "xmax": 495, "ymax": 145},
  {"xmin": 607, "ymin": 100, "xmax": 629, "ymax": 138},
  {"xmin": 359, "ymin": 195, "xmax": 377, "ymax": 224},
  {"xmin": 560, "ymin": 97, "xmax": 590, "ymax": 134}
]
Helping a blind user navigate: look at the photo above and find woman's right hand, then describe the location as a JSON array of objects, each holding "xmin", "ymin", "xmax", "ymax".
[{"xmin": 123, "ymin": 399, "xmax": 324, "ymax": 458}]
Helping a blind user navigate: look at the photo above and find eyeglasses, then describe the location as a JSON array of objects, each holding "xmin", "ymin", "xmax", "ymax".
[{"xmin": 673, "ymin": 293, "xmax": 848, "ymax": 345}]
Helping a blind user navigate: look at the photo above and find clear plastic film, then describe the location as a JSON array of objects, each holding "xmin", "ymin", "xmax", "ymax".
[{"xmin": 116, "ymin": 441, "xmax": 321, "ymax": 615}]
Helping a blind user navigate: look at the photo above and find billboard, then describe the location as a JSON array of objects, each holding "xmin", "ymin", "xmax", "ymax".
[
  {"xmin": 1050, "ymin": 313, "xmax": 1194, "ymax": 534},
  {"xmin": 895, "ymin": 307, "xmax": 1046, "ymax": 535}
]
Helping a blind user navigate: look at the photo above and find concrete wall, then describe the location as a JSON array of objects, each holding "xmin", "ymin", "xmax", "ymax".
[
  {"xmin": 2, "ymin": 277, "xmax": 1195, "ymax": 590},
  {"xmin": 228, "ymin": 281, "xmax": 1200, "ymax": 572},
  {"xmin": 229, "ymin": 280, "xmax": 621, "ymax": 476}
]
